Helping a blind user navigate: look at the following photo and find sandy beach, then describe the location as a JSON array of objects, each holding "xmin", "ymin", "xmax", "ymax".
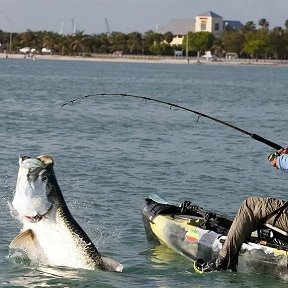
[{"xmin": 1, "ymin": 52, "xmax": 288, "ymax": 67}]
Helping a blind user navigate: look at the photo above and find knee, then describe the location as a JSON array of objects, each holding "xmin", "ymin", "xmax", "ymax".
[{"xmin": 241, "ymin": 196, "xmax": 263, "ymax": 210}]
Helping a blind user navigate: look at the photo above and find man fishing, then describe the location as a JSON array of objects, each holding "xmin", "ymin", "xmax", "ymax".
[
  {"xmin": 62, "ymin": 93, "xmax": 288, "ymax": 273},
  {"xmin": 205, "ymin": 147, "xmax": 288, "ymax": 272}
]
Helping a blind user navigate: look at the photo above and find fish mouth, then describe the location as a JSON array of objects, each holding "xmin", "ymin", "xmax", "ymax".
[
  {"xmin": 25, "ymin": 205, "xmax": 53, "ymax": 223},
  {"xmin": 25, "ymin": 214, "xmax": 44, "ymax": 223}
]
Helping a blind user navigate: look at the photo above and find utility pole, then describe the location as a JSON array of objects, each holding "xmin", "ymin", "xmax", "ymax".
[
  {"xmin": 71, "ymin": 19, "xmax": 76, "ymax": 35},
  {"xmin": 60, "ymin": 21, "xmax": 64, "ymax": 35},
  {"xmin": 105, "ymin": 18, "xmax": 110, "ymax": 35},
  {"xmin": 5, "ymin": 16, "xmax": 12, "ymax": 53},
  {"xmin": 186, "ymin": 32, "xmax": 189, "ymax": 63}
]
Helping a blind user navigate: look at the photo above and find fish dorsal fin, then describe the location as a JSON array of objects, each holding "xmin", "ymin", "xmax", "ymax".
[
  {"xmin": 102, "ymin": 256, "xmax": 124, "ymax": 272},
  {"xmin": 9, "ymin": 229, "xmax": 36, "ymax": 250}
]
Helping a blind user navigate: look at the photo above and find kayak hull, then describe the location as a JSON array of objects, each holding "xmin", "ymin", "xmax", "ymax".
[{"xmin": 142, "ymin": 198, "xmax": 288, "ymax": 280}]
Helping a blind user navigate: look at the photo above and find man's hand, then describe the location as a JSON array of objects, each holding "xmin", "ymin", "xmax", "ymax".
[
  {"xmin": 277, "ymin": 147, "xmax": 288, "ymax": 155},
  {"xmin": 268, "ymin": 152, "xmax": 279, "ymax": 168},
  {"xmin": 268, "ymin": 146, "xmax": 288, "ymax": 168}
]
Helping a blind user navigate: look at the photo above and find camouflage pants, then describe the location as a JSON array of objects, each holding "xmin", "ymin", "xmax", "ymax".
[{"xmin": 219, "ymin": 196, "xmax": 288, "ymax": 269}]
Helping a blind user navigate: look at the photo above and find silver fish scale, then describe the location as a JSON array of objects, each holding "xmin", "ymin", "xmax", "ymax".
[{"xmin": 57, "ymin": 205, "xmax": 105, "ymax": 270}]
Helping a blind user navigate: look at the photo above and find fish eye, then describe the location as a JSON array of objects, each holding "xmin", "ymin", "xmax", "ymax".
[{"xmin": 42, "ymin": 175, "xmax": 48, "ymax": 182}]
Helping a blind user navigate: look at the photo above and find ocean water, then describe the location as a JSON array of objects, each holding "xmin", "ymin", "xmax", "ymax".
[{"xmin": 1, "ymin": 58, "xmax": 288, "ymax": 287}]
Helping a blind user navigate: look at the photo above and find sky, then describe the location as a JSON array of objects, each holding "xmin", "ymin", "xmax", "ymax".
[{"xmin": 0, "ymin": 0, "xmax": 287, "ymax": 34}]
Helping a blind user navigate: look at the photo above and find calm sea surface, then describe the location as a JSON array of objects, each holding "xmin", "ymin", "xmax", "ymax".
[{"xmin": 1, "ymin": 58, "xmax": 288, "ymax": 287}]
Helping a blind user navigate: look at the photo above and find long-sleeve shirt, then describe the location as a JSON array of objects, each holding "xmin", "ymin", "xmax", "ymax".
[{"xmin": 277, "ymin": 154, "xmax": 288, "ymax": 171}]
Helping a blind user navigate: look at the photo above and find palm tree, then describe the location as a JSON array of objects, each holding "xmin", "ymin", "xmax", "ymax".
[
  {"xmin": 258, "ymin": 18, "xmax": 269, "ymax": 29},
  {"xmin": 19, "ymin": 29, "xmax": 39, "ymax": 48},
  {"xmin": 98, "ymin": 33, "xmax": 110, "ymax": 53},
  {"xmin": 127, "ymin": 32, "xmax": 143, "ymax": 54},
  {"xmin": 285, "ymin": 19, "xmax": 288, "ymax": 31},
  {"xmin": 211, "ymin": 38, "xmax": 224, "ymax": 58},
  {"xmin": 69, "ymin": 31, "xmax": 85, "ymax": 55},
  {"xmin": 273, "ymin": 26, "xmax": 284, "ymax": 36},
  {"xmin": 42, "ymin": 31, "xmax": 58, "ymax": 52},
  {"xmin": 241, "ymin": 21, "xmax": 256, "ymax": 33}
]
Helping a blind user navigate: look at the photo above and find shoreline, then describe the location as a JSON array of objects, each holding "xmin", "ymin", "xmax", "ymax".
[{"xmin": 1, "ymin": 53, "xmax": 288, "ymax": 67}]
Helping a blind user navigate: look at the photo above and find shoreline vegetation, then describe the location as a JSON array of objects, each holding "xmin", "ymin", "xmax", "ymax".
[
  {"xmin": 1, "ymin": 19, "xmax": 288, "ymax": 65},
  {"xmin": 1, "ymin": 52, "xmax": 288, "ymax": 67}
]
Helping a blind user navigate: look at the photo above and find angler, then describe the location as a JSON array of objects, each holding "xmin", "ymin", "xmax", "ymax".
[{"xmin": 62, "ymin": 93, "xmax": 287, "ymax": 279}]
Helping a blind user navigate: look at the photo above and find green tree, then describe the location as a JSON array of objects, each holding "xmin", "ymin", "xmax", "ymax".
[
  {"xmin": 142, "ymin": 30, "xmax": 163, "ymax": 55},
  {"xmin": 221, "ymin": 31, "xmax": 245, "ymax": 54},
  {"xmin": 149, "ymin": 42, "xmax": 173, "ymax": 55},
  {"xmin": 243, "ymin": 30, "xmax": 269, "ymax": 59},
  {"xmin": 69, "ymin": 31, "xmax": 86, "ymax": 55},
  {"xmin": 110, "ymin": 32, "xmax": 127, "ymax": 53},
  {"xmin": 186, "ymin": 32, "xmax": 215, "ymax": 53},
  {"xmin": 149, "ymin": 43, "xmax": 161, "ymax": 55},
  {"xmin": 127, "ymin": 32, "xmax": 142, "ymax": 54},
  {"xmin": 269, "ymin": 27, "xmax": 287, "ymax": 59},
  {"xmin": 163, "ymin": 32, "xmax": 173, "ymax": 44}
]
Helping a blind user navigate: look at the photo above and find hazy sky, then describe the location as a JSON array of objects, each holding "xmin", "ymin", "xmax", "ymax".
[{"xmin": 0, "ymin": 0, "xmax": 287, "ymax": 34}]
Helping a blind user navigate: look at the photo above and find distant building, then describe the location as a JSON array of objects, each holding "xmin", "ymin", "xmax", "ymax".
[
  {"xmin": 157, "ymin": 11, "xmax": 242, "ymax": 46},
  {"xmin": 223, "ymin": 20, "xmax": 243, "ymax": 31},
  {"xmin": 195, "ymin": 11, "xmax": 223, "ymax": 37},
  {"xmin": 157, "ymin": 19, "xmax": 195, "ymax": 46}
]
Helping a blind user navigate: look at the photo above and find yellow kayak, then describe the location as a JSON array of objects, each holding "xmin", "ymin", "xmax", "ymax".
[{"xmin": 141, "ymin": 195, "xmax": 288, "ymax": 281}]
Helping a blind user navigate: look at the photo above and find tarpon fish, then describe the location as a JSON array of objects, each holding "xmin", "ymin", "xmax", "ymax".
[{"xmin": 10, "ymin": 155, "xmax": 123, "ymax": 272}]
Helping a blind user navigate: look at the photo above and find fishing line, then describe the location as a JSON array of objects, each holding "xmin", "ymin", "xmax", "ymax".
[{"xmin": 61, "ymin": 93, "xmax": 282, "ymax": 150}]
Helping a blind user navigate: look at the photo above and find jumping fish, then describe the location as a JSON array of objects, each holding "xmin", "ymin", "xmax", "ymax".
[{"xmin": 10, "ymin": 155, "xmax": 123, "ymax": 272}]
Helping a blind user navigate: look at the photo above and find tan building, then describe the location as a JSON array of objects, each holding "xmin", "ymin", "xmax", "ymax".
[
  {"xmin": 157, "ymin": 11, "xmax": 242, "ymax": 46},
  {"xmin": 195, "ymin": 11, "xmax": 223, "ymax": 37}
]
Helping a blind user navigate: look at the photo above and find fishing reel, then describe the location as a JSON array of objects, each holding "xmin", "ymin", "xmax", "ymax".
[{"xmin": 267, "ymin": 151, "xmax": 279, "ymax": 162}]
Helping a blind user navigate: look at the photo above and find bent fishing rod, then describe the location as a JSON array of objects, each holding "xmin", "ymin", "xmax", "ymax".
[{"xmin": 61, "ymin": 93, "xmax": 282, "ymax": 150}]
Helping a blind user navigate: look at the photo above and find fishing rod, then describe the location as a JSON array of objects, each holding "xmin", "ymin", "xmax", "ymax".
[{"xmin": 61, "ymin": 93, "xmax": 282, "ymax": 150}]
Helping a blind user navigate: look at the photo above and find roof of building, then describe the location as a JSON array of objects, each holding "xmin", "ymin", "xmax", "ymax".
[
  {"xmin": 223, "ymin": 20, "xmax": 243, "ymax": 30},
  {"xmin": 197, "ymin": 11, "xmax": 222, "ymax": 18},
  {"xmin": 157, "ymin": 19, "xmax": 195, "ymax": 35}
]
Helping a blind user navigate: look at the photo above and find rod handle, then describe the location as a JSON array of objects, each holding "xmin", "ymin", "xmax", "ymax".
[{"xmin": 251, "ymin": 134, "xmax": 282, "ymax": 150}]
